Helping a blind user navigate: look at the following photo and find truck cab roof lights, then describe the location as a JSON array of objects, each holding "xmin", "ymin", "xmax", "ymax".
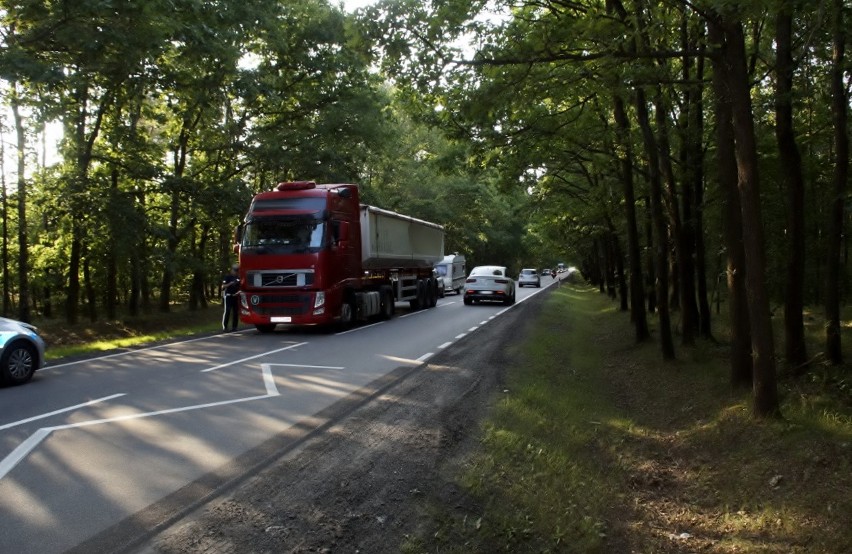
[{"xmin": 276, "ymin": 181, "xmax": 316, "ymax": 191}]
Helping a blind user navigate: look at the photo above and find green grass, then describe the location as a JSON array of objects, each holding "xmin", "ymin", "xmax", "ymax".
[
  {"xmin": 35, "ymin": 306, "xmax": 223, "ymax": 360},
  {"xmin": 414, "ymin": 285, "xmax": 852, "ymax": 553}
]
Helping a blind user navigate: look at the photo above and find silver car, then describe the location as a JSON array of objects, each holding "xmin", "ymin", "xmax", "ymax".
[
  {"xmin": 0, "ymin": 317, "xmax": 47, "ymax": 386},
  {"xmin": 463, "ymin": 265, "xmax": 516, "ymax": 306},
  {"xmin": 518, "ymin": 268, "xmax": 541, "ymax": 288}
]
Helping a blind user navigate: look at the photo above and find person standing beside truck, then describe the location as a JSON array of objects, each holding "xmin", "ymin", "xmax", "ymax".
[{"xmin": 221, "ymin": 264, "xmax": 241, "ymax": 332}]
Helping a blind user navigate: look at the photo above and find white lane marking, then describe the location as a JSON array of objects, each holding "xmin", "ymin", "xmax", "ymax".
[
  {"xmin": 261, "ymin": 364, "xmax": 278, "ymax": 396},
  {"xmin": 0, "ymin": 365, "xmax": 291, "ymax": 481},
  {"xmin": 0, "ymin": 428, "xmax": 51, "ymax": 479},
  {"xmin": 0, "ymin": 394, "xmax": 126, "ymax": 431},
  {"xmin": 455, "ymin": 333, "xmax": 466, "ymax": 339},
  {"xmin": 271, "ymin": 363, "xmax": 344, "ymax": 369},
  {"xmin": 438, "ymin": 342, "xmax": 452, "ymax": 349},
  {"xmin": 201, "ymin": 342, "xmax": 307, "ymax": 372},
  {"xmin": 336, "ymin": 321, "xmax": 384, "ymax": 335},
  {"xmin": 468, "ymin": 327, "xmax": 478, "ymax": 332},
  {"xmin": 0, "ymin": 394, "xmax": 273, "ymax": 481},
  {"xmin": 417, "ymin": 353, "xmax": 433, "ymax": 362},
  {"xmin": 480, "ymin": 320, "xmax": 489, "ymax": 325}
]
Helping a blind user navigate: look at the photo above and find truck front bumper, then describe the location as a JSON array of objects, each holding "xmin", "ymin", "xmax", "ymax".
[{"xmin": 239, "ymin": 290, "xmax": 336, "ymax": 326}]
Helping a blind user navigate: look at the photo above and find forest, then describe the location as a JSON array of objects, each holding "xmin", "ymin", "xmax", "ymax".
[{"xmin": 0, "ymin": 0, "xmax": 849, "ymax": 418}]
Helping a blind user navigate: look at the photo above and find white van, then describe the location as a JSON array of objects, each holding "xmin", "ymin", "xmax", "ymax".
[{"xmin": 435, "ymin": 254, "xmax": 466, "ymax": 295}]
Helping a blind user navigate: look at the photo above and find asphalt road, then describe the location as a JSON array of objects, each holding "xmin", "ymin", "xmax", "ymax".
[{"xmin": 0, "ymin": 277, "xmax": 556, "ymax": 553}]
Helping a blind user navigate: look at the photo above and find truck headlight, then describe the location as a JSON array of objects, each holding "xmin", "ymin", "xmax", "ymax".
[
  {"xmin": 314, "ymin": 291, "xmax": 325, "ymax": 309},
  {"xmin": 240, "ymin": 293, "xmax": 248, "ymax": 309}
]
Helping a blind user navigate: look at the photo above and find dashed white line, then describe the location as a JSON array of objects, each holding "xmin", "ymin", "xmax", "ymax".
[
  {"xmin": 438, "ymin": 342, "xmax": 453, "ymax": 349},
  {"xmin": 417, "ymin": 353, "xmax": 433, "ymax": 362}
]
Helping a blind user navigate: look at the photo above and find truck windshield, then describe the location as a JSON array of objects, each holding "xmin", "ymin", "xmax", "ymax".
[{"xmin": 242, "ymin": 218, "xmax": 325, "ymax": 252}]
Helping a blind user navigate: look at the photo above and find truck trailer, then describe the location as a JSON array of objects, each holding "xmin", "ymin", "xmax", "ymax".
[{"xmin": 234, "ymin": 181, "xmax": 444, "ymax": 331}]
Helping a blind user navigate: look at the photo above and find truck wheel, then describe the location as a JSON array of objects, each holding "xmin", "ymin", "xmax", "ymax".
[
  {"xmin": 426, "ymin": 279, "xmax": 438, "ymax": 308},
  {"xmin": 255, "ymin": 324, "xmax": 276, "ymax": 333},
  {"xmin": 409, "ymin": 280, "xmax": 425, "ymax": 310},
  {"xmin": 340, "ymin": 295, "xmax": 356, "ymax": 327},
  {"xmin": 379, "ymin": 286, "xmax": 394, "ymax": 320}
]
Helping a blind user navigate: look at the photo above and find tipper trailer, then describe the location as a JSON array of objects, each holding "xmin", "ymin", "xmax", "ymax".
[{"xmin": 234, "ymin": 181, "xmax": 444, "ymax": 331}]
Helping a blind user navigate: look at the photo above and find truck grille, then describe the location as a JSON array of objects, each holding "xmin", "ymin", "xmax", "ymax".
[
  {"xmin": 252, "ymin": 293, "xmax": 313, "ymax": 316},
  {"xmin": 247, "ymin": 270, "xmax": 314, "ymax": 288}
]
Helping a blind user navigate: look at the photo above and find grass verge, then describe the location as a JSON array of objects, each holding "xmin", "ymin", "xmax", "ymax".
[
  {"xmin": 35, "ymin": 306, "xmax": 223, "ymax": 360},
  {"xmin": 419, "ymin": 285, "xmax": 852, "ymax": 553}
]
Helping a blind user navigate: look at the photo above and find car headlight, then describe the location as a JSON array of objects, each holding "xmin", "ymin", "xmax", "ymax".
[{"xmin": 314, "ymin": 291, "xmax": 325, "ymax": 309}]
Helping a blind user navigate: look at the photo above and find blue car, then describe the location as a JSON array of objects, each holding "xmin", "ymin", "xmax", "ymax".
[{"xmin": 0, "ymin": 317, "xmax": 47, "ymax": 386}]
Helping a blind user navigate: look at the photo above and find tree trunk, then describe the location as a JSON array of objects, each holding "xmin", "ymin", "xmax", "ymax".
[
  {"xmin": 9, "ymin": 83, "xmax": 30, "ymax": 322},
  {"xmin": 710, "ymin": 14, "xmax": 780, "ymax": 417},
  {"xmin": 1, "ymin": 128, "xmax": 9, "ymax": 317},
  {"xmin": 636, "ymin": 87, "xmax": 675, "ymax": 359},
  {"xmin": 613, "ymin": 94, "xmax": 650, "ymax": 342},
  {"xmin": 655, "ymin": 88, "xmax": 697, "ymax": 346},
  {"xmin": 605, "ymin": 216, "xmax": 629, "ymax": 311},
  {"xmin": 105, "ymin": 169, "xmax": 119, "ymax": 320},
  {"xmin": 710, "ymin": 17, "xmax": 753, "ymax": 390},
  {"xmin": 83, "ymin": 245, "xmax": 97, "ymax": 323},
  {"xmin": 825, "ymin": 0, "xmax": 848, "ymax": 364},
  {"xmin": 691, "ymin": 47, "xmax": 713, "ymax": 341},
  {"xmin": 775, "ymin": 4, "xmax": 808, "ymax": 369}
]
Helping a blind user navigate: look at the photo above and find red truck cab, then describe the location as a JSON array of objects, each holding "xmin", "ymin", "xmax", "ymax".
[{"xmin": 235, "ymin": 181, "xmax": 362, "ymax": 331}]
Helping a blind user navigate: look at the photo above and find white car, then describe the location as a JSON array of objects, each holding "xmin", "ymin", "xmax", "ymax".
[
  {"xmin": 0, "ymin": 317, "xmax": 47, "ymax": 386},
  {"xmin": 463, "ymin": 265, "xmax": 516, "ymax": 306},
  {"xmin": 518, "ymin": 268, "xmax": 541, "ymax": 287}
]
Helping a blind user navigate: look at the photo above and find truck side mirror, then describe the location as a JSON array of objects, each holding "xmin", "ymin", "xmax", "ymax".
[{"xmin": 233, "ymin": 224, "xmax": 243, "ymax": 254}]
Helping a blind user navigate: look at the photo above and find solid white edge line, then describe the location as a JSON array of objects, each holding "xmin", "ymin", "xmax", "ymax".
[{"xmin": 0, "ymin": 393, "xmax": 127, "ymax": 431}]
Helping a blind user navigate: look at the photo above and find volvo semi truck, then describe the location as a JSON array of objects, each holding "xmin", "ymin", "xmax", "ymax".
[{"xmin": 234, "ymin": 181, "xmax": 444, "ymax": 331}]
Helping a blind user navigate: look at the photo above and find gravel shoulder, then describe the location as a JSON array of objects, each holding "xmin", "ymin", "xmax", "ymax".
[{"xmin": 86, "ymin": 292, "xmax": 543, "ymax": 553}]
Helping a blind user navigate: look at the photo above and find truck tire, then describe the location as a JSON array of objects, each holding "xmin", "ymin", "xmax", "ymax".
[
  {"xmin": 340, "ymin": 294, "xmax": 357, "ymax": 328},
  {"xmin": 409, "ymin": 280, "xmax": 425, "ymax": 310},
  {"xmin": 426, "ymin": 279, "xmax": 438, "ymax": 308},
  {"xmin": 379, "ymin": 286, "xmax": 394, "ymax": 320},
  {"xmin": 255, "ymin": 324, "xmax": 276, "ymax": 333}
]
